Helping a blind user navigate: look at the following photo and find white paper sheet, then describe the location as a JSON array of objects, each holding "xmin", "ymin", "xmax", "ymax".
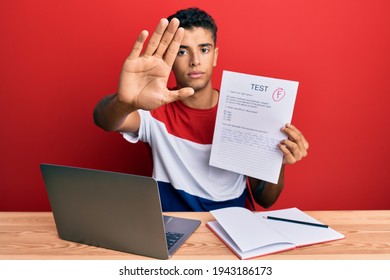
[
  {"xmin": 210, "ymin": 207, "xmax": 291, "ymax": 252},
  {"xmin": 210, "ymin": 71, "xmax": 299, "ymax": 183}
]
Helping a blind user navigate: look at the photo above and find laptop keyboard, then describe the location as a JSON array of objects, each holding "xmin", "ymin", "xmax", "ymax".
[{"xmin": 166, "ymin": 232, "xmax": 184, "ymax": 250}]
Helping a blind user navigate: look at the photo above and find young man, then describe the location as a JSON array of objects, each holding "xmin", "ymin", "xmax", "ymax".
[{"xmin": 93, "ymin": 8, "xmax": 309, "ymax": 211}]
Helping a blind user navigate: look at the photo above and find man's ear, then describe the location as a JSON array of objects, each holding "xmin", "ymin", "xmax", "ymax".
[{"xmin": 213, "ymin": 47, "xmax": 219, "ymax": 67}]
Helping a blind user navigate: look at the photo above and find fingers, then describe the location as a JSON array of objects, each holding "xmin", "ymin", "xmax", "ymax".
[
  {"xmin": 129, "ymin": 18, "xmax": 183, "ymax": 65},
  {"xmin": 279, "ymin": 140, "xmax": 303, "ymax": 164},
  {"xmin": 163, "ymin": 87, "xmax": 194, "ymax": 103},
  {"xmin": 155, "ymin": 18, "xmax": 182, "ymax": 60},
  {"xmin": 144, "ymin": 18, "xmax": 169, "ymax": 56},
  {"xmin": 279, "ymin": 124, "xmax": 309, "ymax": 164},
  {"xmin": 163, "ymin": 26, "xmax": 184, "ymax": 67},
  {"xmin": 128, "ymin": 30, "xmax": 149, "ymax": 60},
  {"xmin": 144, "ymin": 18, "xmax": 182, "ymax": 59},
  {"xmin": 282, "ymin": 124, "xmax": 309, "ymax": 151}
]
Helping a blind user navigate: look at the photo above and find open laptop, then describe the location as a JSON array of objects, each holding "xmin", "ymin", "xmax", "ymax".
[{"xmin": 40, "ymin": 163, "xmax": 201, "ymax": 259}]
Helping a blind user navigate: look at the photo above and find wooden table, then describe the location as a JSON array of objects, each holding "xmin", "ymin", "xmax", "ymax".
[{"xmin": 1, "ymin": 211, "xmax": 390, "ymax": 260}]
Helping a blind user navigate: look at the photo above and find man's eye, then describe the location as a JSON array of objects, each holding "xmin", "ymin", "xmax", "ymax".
[
  {"xmin": 177, "ymin": 50, "xmax": 187, "ymax": 56},
  {"xmin": 201, "ymin": 48, "xmax": 210, "ymax": 54}
]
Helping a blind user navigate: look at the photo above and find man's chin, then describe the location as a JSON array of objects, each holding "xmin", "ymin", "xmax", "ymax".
[{"xmin": 184, "ymin": 81, "xmax": 210, "ymax": 93}]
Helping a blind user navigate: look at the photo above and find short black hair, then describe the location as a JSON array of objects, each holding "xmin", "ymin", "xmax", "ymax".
[{"xmin": 167, "ymin": 7, "xmax": 217, "ymax": 44}]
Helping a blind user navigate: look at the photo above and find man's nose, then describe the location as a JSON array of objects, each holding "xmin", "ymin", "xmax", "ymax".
[{"xmin": 190, "ymin": 53, "xmax": 200, "ymax": 66}]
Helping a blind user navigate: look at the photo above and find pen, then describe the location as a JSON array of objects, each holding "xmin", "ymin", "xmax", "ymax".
[{"xmin": 263, "ymin": 216, "xmax": 329, "ymax": 228}]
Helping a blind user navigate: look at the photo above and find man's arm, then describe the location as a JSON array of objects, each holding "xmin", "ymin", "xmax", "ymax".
[
  {"xmin": 248, "ymin": 166, "xmax": 285, "ymax": 209},
  {"xmin": 249, "ymin": 123, "xmax": 309, "ymax": 208},
  {"xmin": 93, "ymin": 93, "xmax": 140, "ymax": 132},
  {"xmin": 93, "ymin": 18, "xmax": 194, "ymax": 132}
]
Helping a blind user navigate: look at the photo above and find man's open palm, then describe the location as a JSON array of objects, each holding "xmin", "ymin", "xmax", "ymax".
[{"xmin": 118, "ymin": 18, "xmax": 194, "ymax": 111}]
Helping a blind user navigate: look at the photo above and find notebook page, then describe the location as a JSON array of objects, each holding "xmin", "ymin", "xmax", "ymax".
[
  {"xmin": 255, "ymin": 208, "xmax": 345, "ymax": 246},
  {"xmin": 210, "ymin": 207, "xmax": 292, "ymax": 252}
]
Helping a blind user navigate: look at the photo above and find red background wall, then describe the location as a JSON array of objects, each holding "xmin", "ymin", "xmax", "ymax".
[{"xmin": 1, "ymin": 0, "xmax": 389, "ymax": 211}]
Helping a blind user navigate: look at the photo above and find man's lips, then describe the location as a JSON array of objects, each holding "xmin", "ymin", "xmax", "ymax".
[{"xmin": 188, "ymin": 71, "xmax": 204, "ymax": 79}]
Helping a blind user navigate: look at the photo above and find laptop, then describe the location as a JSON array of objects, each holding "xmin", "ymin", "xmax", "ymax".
[{"xmin": 40, "ymin": 163, "xmax": 201, "ymax": 259}]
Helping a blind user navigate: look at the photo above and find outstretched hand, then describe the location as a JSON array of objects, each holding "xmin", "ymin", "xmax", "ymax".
[
  {"xmin": 279, "ymin": 124, "xmax": 309, "ymax": 164},
  {"xmin": 118, "ymin": 18, "xmax": 194, "ymax": 111}
]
